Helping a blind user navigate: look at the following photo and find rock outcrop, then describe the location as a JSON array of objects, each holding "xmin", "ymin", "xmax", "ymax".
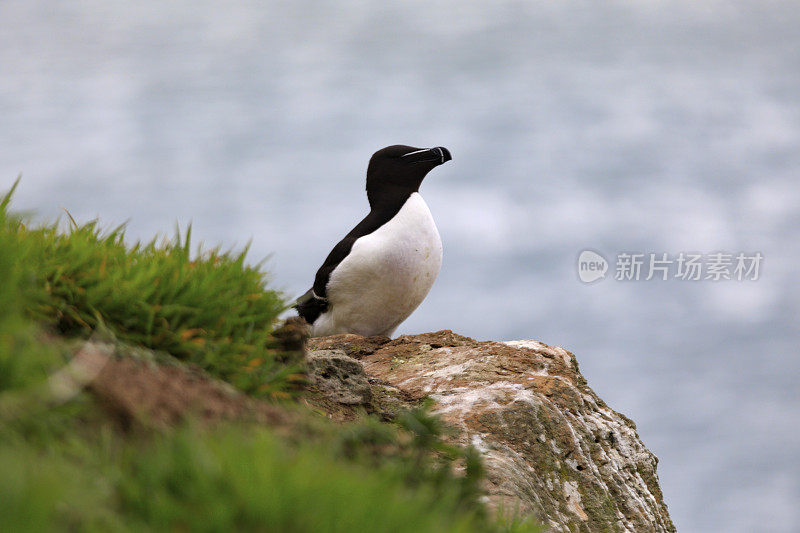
[
  {"xmin": 308, "ymin": 330, "xmax": 675, "ymax": 533},
  {"xmin": 306, "ymin": 349, "xmax": 372, "ymax": 405}
]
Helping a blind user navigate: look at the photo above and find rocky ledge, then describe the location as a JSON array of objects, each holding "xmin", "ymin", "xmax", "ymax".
[{"xmin": 308, "ymin": 330, "xmax": 674, "ymax": 533}]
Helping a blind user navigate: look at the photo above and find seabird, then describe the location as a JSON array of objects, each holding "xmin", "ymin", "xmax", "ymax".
[{"xmin": 295, "ymin": 145, "xmax": 451, "ymax": 337}]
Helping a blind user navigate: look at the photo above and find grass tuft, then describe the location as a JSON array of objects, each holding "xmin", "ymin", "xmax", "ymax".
[{"xmin": 1, "ymin": 180, "xmax": 297, "ymax": 397}]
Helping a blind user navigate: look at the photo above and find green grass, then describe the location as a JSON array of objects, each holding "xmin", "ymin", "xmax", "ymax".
[
  {"xmin": 118, "ymin": 426, "xmax": 478, "ymax": 533},
  {"xmin": 1, "ymin": 178, "xmax": 298, "ymax": 398},
  {"xmin": 0, "ymin": 418, "xmax": 538, "ymax": 533},
  {"xmin": 0, "ymin": 179, "xmax": 541, "ymax": 533}
]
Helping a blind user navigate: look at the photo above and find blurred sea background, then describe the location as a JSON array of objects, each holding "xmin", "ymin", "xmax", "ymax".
[{"xmin": 2, "ymin": 1, "xmax": 798, "ymax": 531}]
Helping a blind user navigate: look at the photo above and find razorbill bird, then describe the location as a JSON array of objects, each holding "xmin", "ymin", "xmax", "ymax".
[{"xmin": 294, "ymin": 145, "xmax": 451, "ymax": 337}]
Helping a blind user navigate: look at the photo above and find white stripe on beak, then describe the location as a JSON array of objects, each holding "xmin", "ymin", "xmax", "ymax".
[{"xmin": 401, "ymin": 148, "xmax": 430, "ymax": 158}]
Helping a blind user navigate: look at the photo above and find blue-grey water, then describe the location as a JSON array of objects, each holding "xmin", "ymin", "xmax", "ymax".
[{"xmin": 2, "ymin": 1, "xmax": 798, "ymax": 530}]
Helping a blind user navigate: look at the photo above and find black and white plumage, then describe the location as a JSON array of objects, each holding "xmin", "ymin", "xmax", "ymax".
[{"xmin": 295, "ymin": 145, "xmax": 452, "ymax": 337}]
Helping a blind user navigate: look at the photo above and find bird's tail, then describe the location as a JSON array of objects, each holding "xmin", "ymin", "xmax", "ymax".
[{"xmin": 293, "ymin": 288, "xmax": 328, "ymax": 325}]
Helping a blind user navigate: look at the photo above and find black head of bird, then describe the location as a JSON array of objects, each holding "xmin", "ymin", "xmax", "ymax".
[{"xmin": 365, "ymin": 145, "xmax": 452, "ymax": 208}]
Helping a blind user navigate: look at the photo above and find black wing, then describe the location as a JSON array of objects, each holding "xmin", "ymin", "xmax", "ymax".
[{"xmin": 294, "ymin": 209, "xmax": 393, "ymax": 325}]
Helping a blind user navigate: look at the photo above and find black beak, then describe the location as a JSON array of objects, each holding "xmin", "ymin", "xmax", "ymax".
[{"xmin": 402, "ymin": 146, "xmax": 453, "ymax": 165}]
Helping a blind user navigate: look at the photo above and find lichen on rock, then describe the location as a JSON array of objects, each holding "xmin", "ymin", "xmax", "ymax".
[
  {"xmin": 306, "ymin": 349, "xmax": 373, "ymax": 405},
  {"xmin": 309, "ymin": 330, "xmax": 675, "ymax": 532}
]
